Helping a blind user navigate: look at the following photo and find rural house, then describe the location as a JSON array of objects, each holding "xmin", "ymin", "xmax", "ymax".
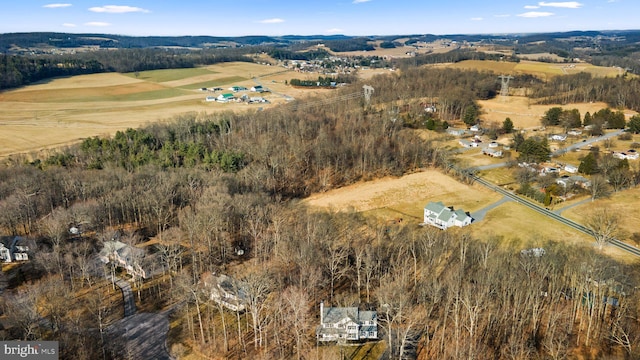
[
  {"xmin": 564, "ymin": 164, "xmax": 579, "ymax": 173},
  {"xmin": 99, "ymin": 240, "xmax": 147, "ymax": 279},
  {"xmin": 316, "ymin": 302, "xmax": 378, "ymax": 342},
  {"xmin": 0, "ymin": 236, "xmax": 30, "ymax": 263},
  {"xmin": 250, "ymin": 85, "xmax": 264, "ymax": 92},
  {"xmin": 423, "ymin": 201, "xmax": 472, "ymax": 230},
  {"xmin": 482, "ymin": 147, "xmax": 503, "ymax": 158},
  {"xmin": 447, "ymin": 128, "xmax": 467, "ymax": 137},
  {"xmin": 202, "ymin": 273, "xmax": 249, "ymax": 312},
  {"xmin": 229, "ymin": 86, "xmax": 247, "ymax": 92},
  {"xmin": 217, "ymin": 93, "xmax": 235, "ymax": 102}
]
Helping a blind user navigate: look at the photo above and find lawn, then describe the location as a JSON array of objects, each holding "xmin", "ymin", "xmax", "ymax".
[
  {"xmin": 563, "ymin": 187, "xmax": 640, "ymax": 243},
  {"xmin": 467, "ymin": 200, "xmax": 593, "ymax": 246}
]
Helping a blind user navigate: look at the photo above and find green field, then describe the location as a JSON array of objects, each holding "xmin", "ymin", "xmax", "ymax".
[
  {"xmin": 125, "ymin": 67, "xmax": 217, "ymax": 83},
  {"xmin": 179, "ymin": 76, "xmax": 249, "ymax": 90}
]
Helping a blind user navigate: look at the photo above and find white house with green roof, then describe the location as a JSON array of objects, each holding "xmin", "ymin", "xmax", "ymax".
[
  {"xmin": 423, "ymin": 201, "xmax": 472, "ymax": 230},
  {"xmin": 216, "ymin": 93, "xmax": 235, "ymax": 102}
]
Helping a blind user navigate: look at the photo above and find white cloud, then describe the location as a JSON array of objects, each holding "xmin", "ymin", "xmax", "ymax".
[
  {"xmin": 258, "ymin": 18, "xmax": 285, "ymax": 24},
  {"xmin": 84, "ymin": 21, "xmax": 111, "ymax": 27},
  {"xmin": 44, "ymin": 3, "xmax": 72, "ymax": 8},
  {"xmin": 524, "ymin": 5, "xmax": 540, "ymax": 9},
  {"xmin": 353, "ymin": 0, "xmax": 371, "ymax": 3},
  {"xmin": 62, "ymin": 23, "xmax": 77, "ymax": 27},
  {"xmin": 326, "ymin": 28, "xmax": 344, "ymax": 34},
  {"xmin": 517, "ymin": 11, "xmax": 555, "ymax": 17},
  {"xmin": 538, "ymin": 1, "xmax": 583, "ymax": 8},
  {"xmin": 89, "ymin": 5, "xmax": 150, "ymax": 13},
  {"xmin": 471, "ymin": 17, "xmax": 483, "ymax": 21}
]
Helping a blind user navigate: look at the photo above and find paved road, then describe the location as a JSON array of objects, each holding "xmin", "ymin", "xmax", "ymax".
[
  {"xmin": 552, "ymin": 129, "xmax": 624, "ymax": 156},
  {"xmin": 552, "ymin": 197, "xmax": 591, "ymax": 215},
  {"xmin": 106, "ymin": 275, "xmax": 136, "ymax": 317},
  {"xmin": 477, "ymin": 162, "xmax": 508, "ymax": 171},
  {"xmin": 107, "ymin": 311, "xmax": 173, "ymax": 360},
  {"xmin": 472, "ymin": 175, "xmax": 640, "ymax": 257},
  {"xmin": 471, "ymin": 196, "xmax": 512, "ymax": 222}
]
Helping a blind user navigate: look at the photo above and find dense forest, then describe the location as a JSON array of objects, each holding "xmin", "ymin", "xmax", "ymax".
[{"xmin": 1, "ymin": 62, "xmax": 640, "ymax": 360}]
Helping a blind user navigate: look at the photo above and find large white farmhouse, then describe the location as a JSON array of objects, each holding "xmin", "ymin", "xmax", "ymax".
[{"xmin": 423, "ymin": 201, "xmax": 472, "ymax": 230}]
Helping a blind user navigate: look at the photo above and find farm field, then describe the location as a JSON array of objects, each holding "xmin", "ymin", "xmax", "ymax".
[
  {"xmin": 0, "ymin": 62, "xmax": 333, "ymax": 158},
  {"xmin": 477, "ymin": 96, "xmax": 636, "ymax": 130},
  {"xmin": 304, "ymin": 169, "xmax": 502, "ymax": 219},
  {"xmin": 442, "ymin": 59, "xmax": 624, "ymax": 79}
]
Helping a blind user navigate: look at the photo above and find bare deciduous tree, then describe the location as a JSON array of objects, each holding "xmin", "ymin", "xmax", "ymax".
[{"xmin": 585, "ymin": 207, "xmax": 620, "ymax": 249}]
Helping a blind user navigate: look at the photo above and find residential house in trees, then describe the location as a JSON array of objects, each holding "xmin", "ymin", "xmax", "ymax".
[
  {"xmin": 0, "ymin": 236, "xmax": 30, "ymax": 263},
  {"xmin": 316, "ymin": 302, "xmax": 378, "ymax": 342},
  {"xmin": 423, "ymin": 201, "xmax": 472, "ymax": 230},
  {"xmin": 99, "ymin": 240, "xmax": 147, "ymax": 279},
  {"xmin": 202, "ymin": 273, "xmax": 249, "ymax": 312}
]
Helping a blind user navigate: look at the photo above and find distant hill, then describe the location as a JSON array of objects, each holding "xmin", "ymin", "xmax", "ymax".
[
  {"xmin": 0, "ymin": 32, "xmax": 354, "ymax": 51},
  {"xmin": 2, "ymin": 30, "xmax": 640, "ymax": 52}
]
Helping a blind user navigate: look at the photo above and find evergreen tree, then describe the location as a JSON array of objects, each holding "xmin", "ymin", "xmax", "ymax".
[
  {"xmin": 502, "ymin": 117, "xmax": 514, "ymax": 133},
  {"xmin": 628, "ymin": 114, "xmax": 640, "ymax": 134},
  {"xmin": 578, "ymin": 152, "xmax": 599, "ymax": 174},
  {"xmin": 462, "ymin": 105, "xmax": 479, "ymax": 126},
  {"xmin": 541, "ymin": 107, "xmax": 563, "ymax": 126},
  {"xmin": 583, "ymin": 111, "xmax": 592, "ymax": 126}
]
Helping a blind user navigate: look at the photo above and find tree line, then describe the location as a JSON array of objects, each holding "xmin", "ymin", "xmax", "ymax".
[{"xmin": 0, "ymin": 48, "xmax": 254, "ymax": 90}]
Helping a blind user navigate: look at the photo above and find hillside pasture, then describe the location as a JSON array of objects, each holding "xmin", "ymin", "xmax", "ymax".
[
  {"xmin": 477, "ymin": 96, "xmax": 622, "ymax": 129},
  {"xmin": 304, "ymin": 169, "xmax": 502, "ymax": 221},
  {"xmin": 441, "ymin": 60, "xmax": 622, "ymax": 79}
]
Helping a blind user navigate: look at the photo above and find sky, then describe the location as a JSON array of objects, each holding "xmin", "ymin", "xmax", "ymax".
[{"xmin": 0, "ymin": 1, "xmax": 637, "ymax": 37}]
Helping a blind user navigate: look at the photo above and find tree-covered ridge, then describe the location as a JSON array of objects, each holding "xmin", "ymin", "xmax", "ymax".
[
  {"xmin": 324, "ymin": 37, "xmax": 375, "ymax": 52},
  {"xmin": 0, "ymin": 48, "xmax": 254, "ymax": 90}
]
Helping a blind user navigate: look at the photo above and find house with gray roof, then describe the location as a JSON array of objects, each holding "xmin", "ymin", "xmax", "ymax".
[
  {"xmin": 99, "ymin": 240, "xmax": 147, "ymax": 279},
  {"xmin": 0, "ymin": 237, "xmax": 30, "ymax": 263},
  {"xmin": 423, "ymin": 201, "xmax": 472, "ymax": 230},
  {"xmin": 202, "ymin": 273, "xmax": 249, "ymax": 312},
  {"xmin": 317, "ymin": 302, "xmax": 377, "ymax": 342}
]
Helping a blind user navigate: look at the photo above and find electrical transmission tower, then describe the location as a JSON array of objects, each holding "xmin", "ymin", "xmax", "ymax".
[
  {"xmin": 363, "ymin": 85, "xmax": 374, "ymax": 106},
  {"xmin": 498, "ymin": 75, "xmax": 514, "ymax": 97}
]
